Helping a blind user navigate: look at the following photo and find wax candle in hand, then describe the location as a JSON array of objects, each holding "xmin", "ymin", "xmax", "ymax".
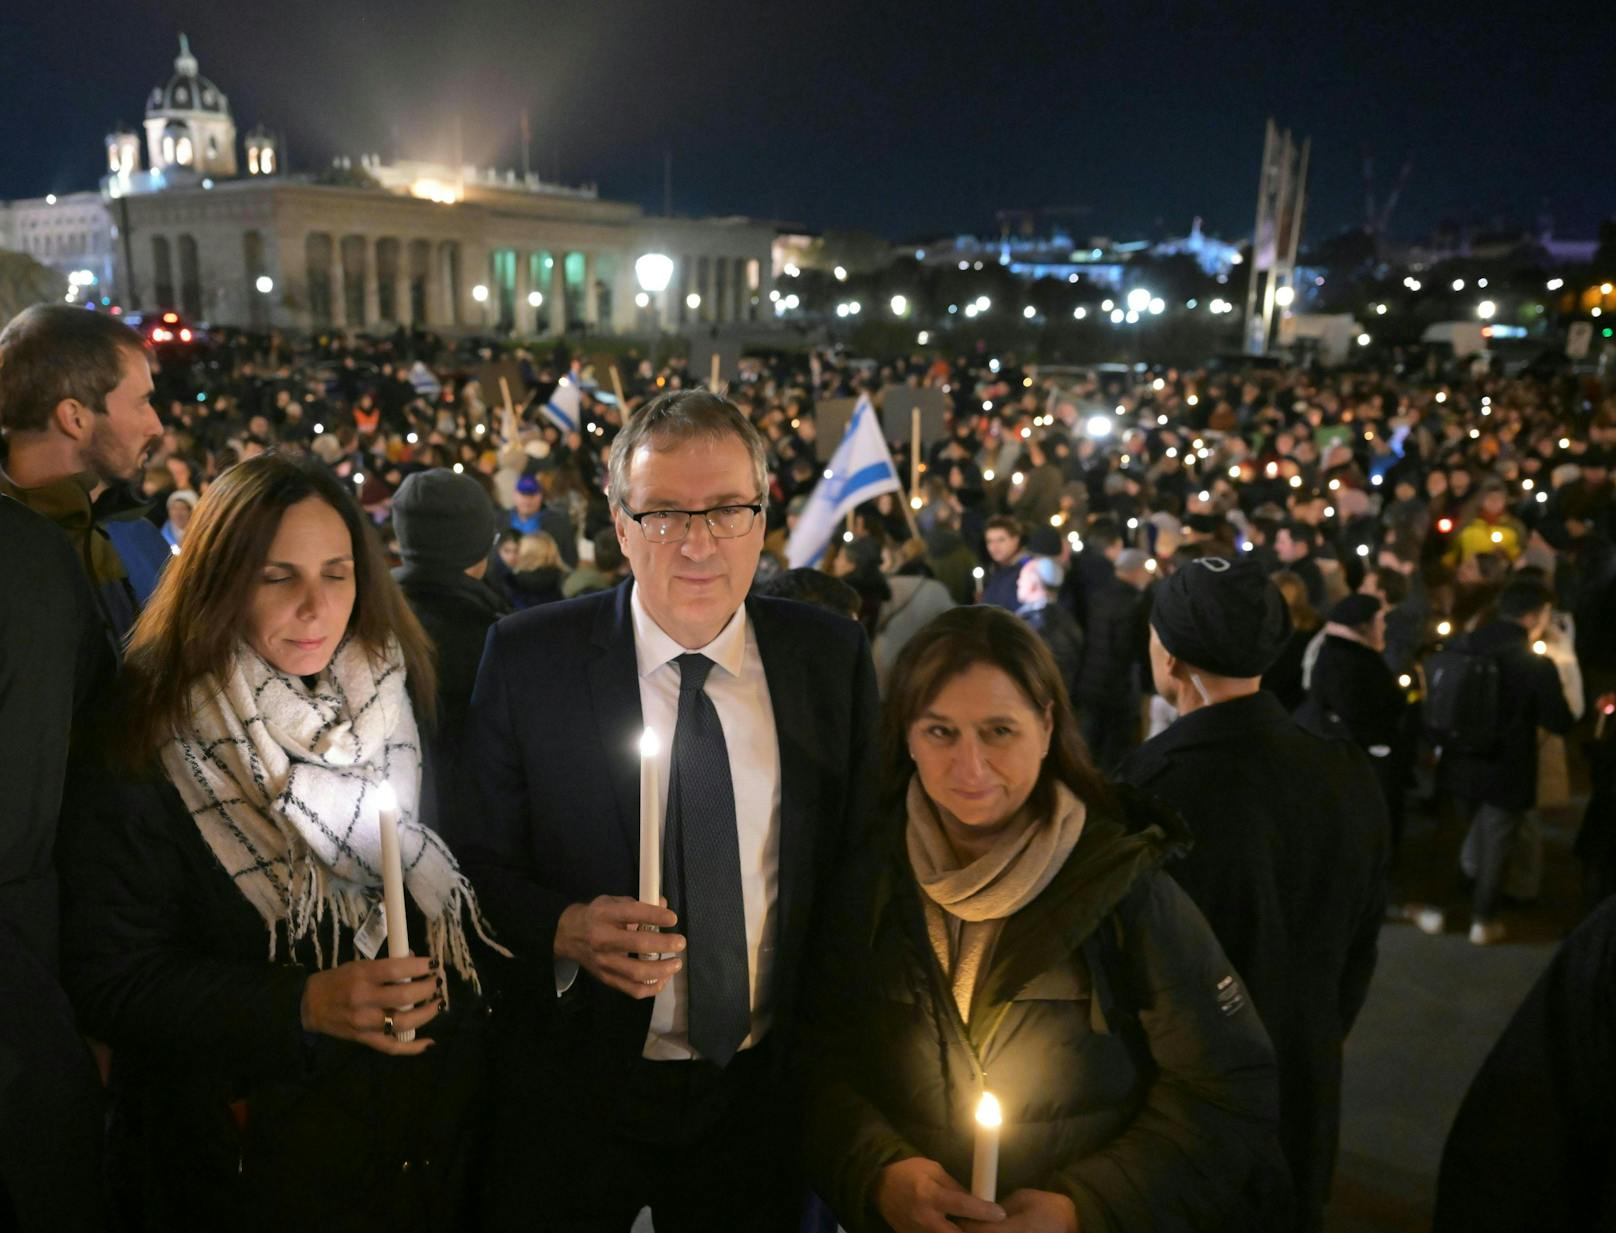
[
  {"xmin": 638, "ymin": 728, "xmax": 661, "ymax": 906},
  {"xmin": 972, "ymin": 1090, "xmax": 1001, "ymax": 1202},
  {"xmin": 375, "ymin": 781, "xmax": 415, "ymax": 1043}
]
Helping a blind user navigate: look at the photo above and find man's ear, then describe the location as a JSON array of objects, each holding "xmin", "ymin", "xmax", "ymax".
[{"xmin": 52, "ymin": 397, "xmax": 91, "ymax": 442}]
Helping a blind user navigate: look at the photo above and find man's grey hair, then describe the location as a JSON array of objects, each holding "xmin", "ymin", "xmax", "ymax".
[{"xmin": 607, "ymin": 389, "xmax": 769, "ymax": 510}]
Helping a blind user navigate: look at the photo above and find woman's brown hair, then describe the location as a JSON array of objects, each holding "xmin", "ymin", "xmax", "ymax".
[
  {"xmin": 879, "ymin": 605, "xmax": 1115, "ymax": 820},
  {"xmin": 117, "ymin": 450, "xmax": 436, "ymax": 766},
  {"xmin": 1270, "ymin": 570, "xmax": 1320, "ymax": 633}
]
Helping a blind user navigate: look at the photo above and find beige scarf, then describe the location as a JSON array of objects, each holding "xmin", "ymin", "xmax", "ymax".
[{"xmin": 905, "ymin": 776, "xmax": 1087, "ymax": 1021}]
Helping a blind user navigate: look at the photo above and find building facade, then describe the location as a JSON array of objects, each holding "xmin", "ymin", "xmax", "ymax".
[{"xmin": 2, "ymin": 34, "xmax": 775, "ymax": 335}]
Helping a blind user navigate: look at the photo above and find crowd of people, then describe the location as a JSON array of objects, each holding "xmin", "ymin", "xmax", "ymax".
[{"xmin": 1, "ymin": 298, "xmax": 1614, "ymax": 1232}]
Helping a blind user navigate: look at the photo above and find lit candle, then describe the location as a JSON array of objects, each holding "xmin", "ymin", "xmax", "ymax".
[
  {"xmin": 375, "ymin": 782, "xmax": 415, "ymax": 1043},
  {"xmin": 972, "ymin": 1090, "xmax": 1001, "ymax": 1202},
  {"xmin": 638, "ymin": 728, "xmax": 661, "ymax": 907}
]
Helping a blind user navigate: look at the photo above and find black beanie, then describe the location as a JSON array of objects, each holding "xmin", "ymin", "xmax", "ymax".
[
  {"xmin": 393, "ymin": 469, "xmax": 498, "ymax": 573},
  {"xmin": 1150, "ymin": 556, "xmax": 1292, "ymax": 677},
  {"xmin": 1328, "ymin": 593, "xmax": 1382, "ymax": 628}
]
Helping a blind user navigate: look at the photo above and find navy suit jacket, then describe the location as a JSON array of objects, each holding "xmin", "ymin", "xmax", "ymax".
[{"xmin": 454, "ymin": 580, "xmax": 880, "ymax": 1069}]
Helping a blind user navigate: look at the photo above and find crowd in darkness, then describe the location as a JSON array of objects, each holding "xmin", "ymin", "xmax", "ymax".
[
  {"xmin": 111, "ymin": 324, "xmax": 1616, "ymax": 909},
  {"xmin": 2, "ymin": 301, "xmax": 1615, "ymax": 1233}
]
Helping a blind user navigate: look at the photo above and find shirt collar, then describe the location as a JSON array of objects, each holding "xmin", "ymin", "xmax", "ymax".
[{"xmin": 630, "ymin": 582, "xmax": 748, "ymax": 680}]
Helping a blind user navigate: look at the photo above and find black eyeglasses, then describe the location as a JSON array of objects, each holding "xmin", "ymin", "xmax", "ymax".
[{"xmin": 619, "ymin": 499, "xmax": 765, "ymax": 543}]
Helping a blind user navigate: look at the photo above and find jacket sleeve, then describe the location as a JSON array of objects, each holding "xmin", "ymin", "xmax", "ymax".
[
  {"xmin": 452, "ymin": 622, "xmax": 572, "ymax": 987},
  {"xmin": 800, "ymin": 866, "xmax": 924, "ymax": 1233},
  {"xmin": 1532, "ymin": 658, "xmax": 1575, "ymax": 736},
  {"xmin": 1049, "ymin": 873, "xmax": 1285, "ymax": 1233},
  {"xmin": 59, "ymin": 770, "xmax": 310, "ymax": 1083}
]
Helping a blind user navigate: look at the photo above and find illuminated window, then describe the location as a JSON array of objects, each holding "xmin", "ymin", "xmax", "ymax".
[
  {"xmin": 261, "ymin": 148, "xmax": 275, "ymax": 175},
  {"xmin": 247, "ymin": 147, "xmax": 259, "ymax": 175},
  {"xmin": 176, "ymin": 137, "xmax": 193, "ymax": 165}
]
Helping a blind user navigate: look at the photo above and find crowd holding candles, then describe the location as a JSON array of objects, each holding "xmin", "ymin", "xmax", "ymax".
[{"xmin": 1, "ymin": 297, "xmax": 1614, "ymax": 1232}]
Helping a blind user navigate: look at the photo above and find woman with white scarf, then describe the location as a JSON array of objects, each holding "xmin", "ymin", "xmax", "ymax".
[{"xmin": 62, "ymin": 452, "xmax": 503, "ymax": 1232}]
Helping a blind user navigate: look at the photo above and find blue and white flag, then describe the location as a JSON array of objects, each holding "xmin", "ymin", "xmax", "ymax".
[
  {"xmin": 539, "ymin": 380, "xmax": 582, "ymax": 433},
  {"xmin": 786, "ymin": 395, "xmax": 903, "ymax": 568}
]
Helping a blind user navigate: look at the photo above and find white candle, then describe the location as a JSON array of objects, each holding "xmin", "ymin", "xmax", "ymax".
[
  {"xmin": 972, "ymin": 1090, "xmax": 1001, "ymax": 1202},
  {"xmin": 375, "ymin": 782, "xmax": 415, "ymax": 1043},
  {"xmin": 638, "ymin": 728, "xmax": 661, "ymax": 906}
]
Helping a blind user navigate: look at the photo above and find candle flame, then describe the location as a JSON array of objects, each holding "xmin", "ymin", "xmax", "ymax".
[
  {"xmin": 375, "ymin": 781, "xmax": 398, "ymax": 812},
  {"xmin": 639, "ymin": 728, "xmax": 660, "ymax": 759},
  {"xmin": 976, "ymin": 1091, "xmax": 1002, "ymax": 1127}
]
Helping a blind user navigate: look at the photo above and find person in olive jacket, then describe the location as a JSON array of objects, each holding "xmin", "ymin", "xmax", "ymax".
[
  {"xmin": 60, "ymin": 453, "xmax": 504, "ymax": 1232},
  {"xmin": 805, "ymin": 606, "xmax": 1289, "ymax": 1233}
]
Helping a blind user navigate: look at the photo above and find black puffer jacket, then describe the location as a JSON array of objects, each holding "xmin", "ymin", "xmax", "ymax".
[
  {"xmin": 804, "ymin": 785, "xmax": 1288, "ymax": 1233},
  {"xmin": 59, "ymin": 756, "xmax": 491, "ymax": 1233}
]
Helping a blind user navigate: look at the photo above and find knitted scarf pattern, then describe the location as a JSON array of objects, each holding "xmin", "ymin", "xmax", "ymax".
[{"xmin": 161, "ymin": 636, "xmax": 502, "ymax": 994}]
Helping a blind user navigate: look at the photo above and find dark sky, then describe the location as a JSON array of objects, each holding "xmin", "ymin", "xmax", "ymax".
[{"xmin": 4, "ymin": 0, "xmax": 1611, "ymax": 246}]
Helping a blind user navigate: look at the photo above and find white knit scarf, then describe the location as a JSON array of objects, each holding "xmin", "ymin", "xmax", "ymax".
[{"xmin": 162, "ymin": 635, "xmax": 502, "ymax": 994}]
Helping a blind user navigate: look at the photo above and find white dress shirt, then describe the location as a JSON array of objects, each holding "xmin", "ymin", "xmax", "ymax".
[{"xmin": 558, "ymin": 588, "xmax": 782, "ymax": 1062}]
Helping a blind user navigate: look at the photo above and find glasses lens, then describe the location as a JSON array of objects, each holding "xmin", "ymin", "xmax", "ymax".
[
  {"xmin": 708, "ymin": 506, "xmax": 756, "ymax": 538},
  {"xmin": 641, "ymin": 512, "xmax": 690, "ymax": 542}
]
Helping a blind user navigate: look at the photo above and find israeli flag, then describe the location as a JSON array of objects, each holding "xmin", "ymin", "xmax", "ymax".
[
  {"xmin": 540, "ymin": 380, "xmax": 581, "ymax": 433},
  {"xmin": 786, "ymin": 395, "xmax": 903, "ymax": 568}
]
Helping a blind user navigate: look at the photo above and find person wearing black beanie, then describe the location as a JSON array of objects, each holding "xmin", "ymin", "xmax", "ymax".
[{"xmin": 1118, "ymin": 555, "xmax": 1389, "ymax": 1233}]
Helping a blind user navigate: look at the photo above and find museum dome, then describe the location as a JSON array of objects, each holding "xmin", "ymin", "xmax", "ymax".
[{"xmin": 146, "ymin": 34, "xmax": 229, "ymax": 116}]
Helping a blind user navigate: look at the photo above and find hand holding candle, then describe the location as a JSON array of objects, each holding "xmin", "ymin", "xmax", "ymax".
[
  {"xmin": 375, "ymin": 782, "xmax": 416, "ymax": 1043},
  {"xmin": 972, "ymin": 1090, "xmax": 1001, "ymax": 1202}
]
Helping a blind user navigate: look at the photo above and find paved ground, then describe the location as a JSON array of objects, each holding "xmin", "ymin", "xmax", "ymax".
[{"xmin": 1325, "ymin": 794, "xmax": 1588, "ymax": 1232}]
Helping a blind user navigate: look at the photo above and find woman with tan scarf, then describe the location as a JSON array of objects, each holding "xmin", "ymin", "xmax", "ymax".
[{"xmin": 805, "ymin": 607, "xmax": 1288, "ymax": 1233}]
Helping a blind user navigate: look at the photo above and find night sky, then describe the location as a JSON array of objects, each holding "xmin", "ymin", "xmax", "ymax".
[{"xmin": 4, "ymin": 0, "xmax": 1609, "ymax": 246}]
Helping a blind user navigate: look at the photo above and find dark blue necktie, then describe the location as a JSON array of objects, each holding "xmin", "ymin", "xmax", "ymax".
[{"xmin": 663, "ymin": 653, "xmax": 750, "ymax": 1066}]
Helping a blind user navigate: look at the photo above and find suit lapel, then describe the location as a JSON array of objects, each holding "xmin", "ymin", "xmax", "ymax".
[{"xmin": 588, "ymin": 582, "xmax": 645, "ymax": 859}]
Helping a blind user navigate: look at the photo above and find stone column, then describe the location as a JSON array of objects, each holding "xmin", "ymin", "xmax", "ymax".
[
  {"xmin": 362, "ymin": 237, "xmax": 380, "ymax": 327},
  {"xmin": 734, "ymin": 257, "xmax": 748, "ymax": 323},
  {"xmin": 396, "ymin": 240, "xmax": 413, "ymax": 330},
  {"xmin": 550, "ymin": 255, "xmax": 567, "ymax": 332},
  {"xmin": 515, "ymin": 251, "xmax": 532, "ymax": 334},
  {"xmin": 331, "ymin": 240, "xmax": 349, "ymax": 329},
  {"xmin": 583, "ymin": 251, "xmax": 599, "ymax": 326}
]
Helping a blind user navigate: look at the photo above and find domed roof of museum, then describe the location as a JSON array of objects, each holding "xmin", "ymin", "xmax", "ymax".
[{"xmin": 146, "ymin": 35, "xmax": 229, "ymax": 116}]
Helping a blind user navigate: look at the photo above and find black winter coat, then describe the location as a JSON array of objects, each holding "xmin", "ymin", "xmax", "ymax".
[
  {"xmin": 1075, "ymin": 576, "xmax": 1147, "ymax": 709},
  {"xmin": 804, "ymin": 787, "xmax": 1288, "ymax": 1233},
  {"xmin": 1119, "ymin": 692, "xmax": 1388, "ymax": 1233},
  {"xmin": 394, "ymin": 563, "xmax": 510, "ymax": 822},
  {"xmin": 1439, "ymin": 620, "xmax": 1575, "ymax": 811},
  {"xmin": 1296, "ymin": 635, "xmax": 1405, "ymax": 754},
  {"xmin": 59, "ymin": 759, "xmax": 490, "ymax": 1233},
  {"xmin": 1018, "ymin": 602, "xmax": 1084, "ymax": 698}
]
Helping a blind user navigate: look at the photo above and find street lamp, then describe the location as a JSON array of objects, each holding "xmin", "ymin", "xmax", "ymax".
[{"xmin": 635, "ymin": 252, "xmax": 675, "ymax": 372}]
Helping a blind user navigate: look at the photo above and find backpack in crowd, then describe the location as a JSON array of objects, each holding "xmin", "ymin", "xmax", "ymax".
[{"xmin": 1423, "ymin": 643, "xmax": 1503, "ymax": 753}]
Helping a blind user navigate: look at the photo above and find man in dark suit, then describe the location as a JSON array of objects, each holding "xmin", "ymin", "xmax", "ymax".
[{"xmin": 458, "ymin": 390, "xmax": 879, "ymax": 1232}]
